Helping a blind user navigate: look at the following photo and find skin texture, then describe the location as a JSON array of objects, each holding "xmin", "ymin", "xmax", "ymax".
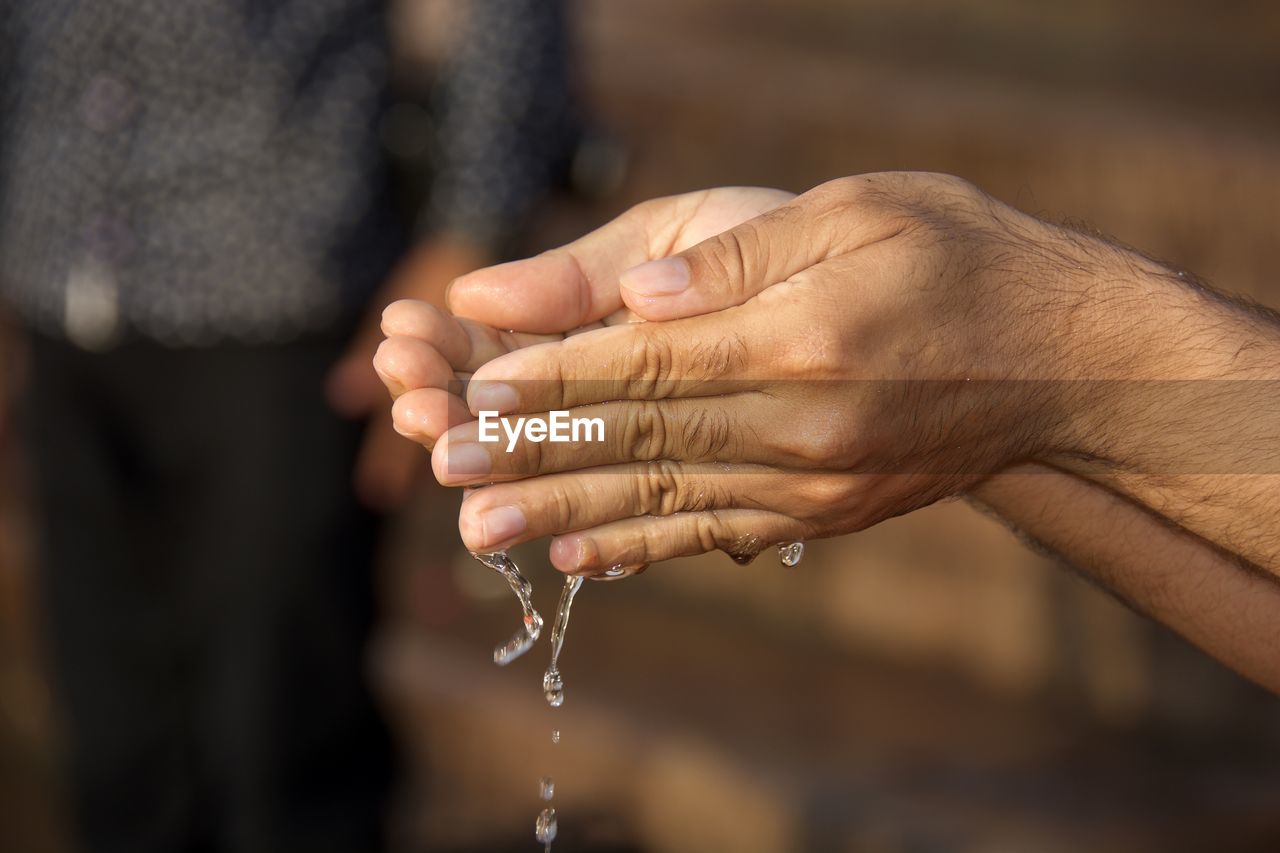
[{"xmin": 374, "ymin": 173, "xmax": 1280, "ymax": 691}]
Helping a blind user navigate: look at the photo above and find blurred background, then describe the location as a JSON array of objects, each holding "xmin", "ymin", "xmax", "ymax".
[{"xmin": 4, "ymin": 1, "xmax": 1280, "ymax": 851}]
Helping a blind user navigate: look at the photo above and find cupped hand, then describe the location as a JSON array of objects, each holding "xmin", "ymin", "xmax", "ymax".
[
  {"xmin": 327, "ymin": 237, "xmax": 490, "ymax": 510},
  {"xmin": 375, "ymin": 188, "xmax": 795, "ymax": 449},
  {"xmin": 380, "ymin": 174, "xmax": 1107, "ymax": 574}
]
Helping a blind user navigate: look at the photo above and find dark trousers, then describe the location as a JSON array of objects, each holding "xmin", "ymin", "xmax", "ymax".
[{"xmin": 24, "ymin": 333, "xmax": 392, "ymax": 853}]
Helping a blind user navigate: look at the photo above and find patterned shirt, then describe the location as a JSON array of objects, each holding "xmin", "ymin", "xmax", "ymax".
[{"xmin": 0, "ymin": 0, "xmax": 574, "ymax": 347}]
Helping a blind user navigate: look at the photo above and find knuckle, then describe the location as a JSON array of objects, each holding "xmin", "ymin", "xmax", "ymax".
[
  {"xmin": 693, "ymin": 514, "xmax": 762, "ymax": 561},
  {"xmin": 625, "ymin": 328, "xmax": 677, "ymax": 399},
  {"xmin": 543, "ymin": 481, "xmax": 580, "ymax": 530},
  {"xmin": 798, "ymin": 474, "xmax": 860, "ymax": 511},
  {"xmin": 862, "ymin": 172, "xmax": 987, "ymax": 232},
  {"xmin": 918, "ymin": 171, "xmax": 982, "ymax": 200},
  {"xmin": 692, "ymin": 512, "xmax": 729, "ymax": 553},
  {"xmin": 635, "ymin": 461, "xmax": 724, "ymax": 517},
  {"xmin": 779, "ymin": 322, "xmax": 845, "ymax": 379},
  {"xmin": 513, "ymin": 427, "xmax": 546, "ymax": 474},
  {"xmin": 622, "ymin": 400, "xmax": 670, "ymax": 461},
  {"xmin": 627, "ymin": 326, "xmax": 746, "ymax": 396},
  {"xmin": 796, "ymin": 423, "xmax": 857, "ymax": 468},
  {"xmin": 638, "ymin": 517, "xmax": 674, "ymax": 559},
  {"xmin": 701, "ymin": 226, "xmax": 758, "ymax": 299},
  {"xmin": 636, "ymin": 460, "xmax": 683, "ymax": 515}
]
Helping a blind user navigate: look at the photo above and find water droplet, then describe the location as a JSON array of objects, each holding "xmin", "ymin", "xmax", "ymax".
[
  {"xmin": 536, "ymin": 807, "xmax": 558, "ymax": 848},
  {"xmin": 543, "ymin": 669, "xmax": 564, "ymax": 707},
  {"xmin": 724, "ymin": 533, "xmax": 764, "ymax": 565},
  {"xmin": 778, "ymin": 541, "xmax": 805, "ymax": 567},
  {"xmin": 472, "ymin": 551, "xmax": 543, "ymax": 665},
  {"xmin": 591, "ymin": 563, "xmax": 643, "ymax": 582},
  {"xmin": 543, "ymin": 575, "xmax": 583, "ymax": 707},
  {"xmin": 540, "ymin": 776, "xmax": 555, "ymax": 801},
  {"xmin": 551, "ymin": 730, "xmax": 560, "ymax": 744}
]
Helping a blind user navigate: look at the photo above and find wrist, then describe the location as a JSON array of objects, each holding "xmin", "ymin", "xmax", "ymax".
[{"xmin": 955, "ymin": 221, "xmax": 1136, "ymax": 468}]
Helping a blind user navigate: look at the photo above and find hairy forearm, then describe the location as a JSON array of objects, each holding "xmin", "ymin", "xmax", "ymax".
[
  {"xmin": 1021, "ymin": 232, "xmax": 1280, "ymax": 575},
  {"xmin": 969, "ymin": 464, "xmax": 1280, "ymax": 693}
]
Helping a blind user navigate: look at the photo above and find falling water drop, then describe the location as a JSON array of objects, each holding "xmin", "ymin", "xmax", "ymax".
[
  {"xmin": 778, "ymin": 541, "xmax": 805, "ymax": 568},
  {"xmin": 535, "ymin": 807, "xmax": 558, "ymax": 850},
  {"xmin": 539, "ymin": 776, "xmax": 555, "ymax": 801},
  {"xmin": 542, "ymin": 575, "xmax": 583, "ymax": 707},
  {"xmin": 532, "ymin": 804, "xmax": 558, "ymax": 850},
  {"xmin": 543, "ymin": 670, "xmax": 564, "ymax": 708},
  {"xmin": 471, "ymin": 551, "xmax": 543, "ymax": 665},
  {"xmin": 551, "ymin": 730, "xmax": 560, "ymax": 745}
]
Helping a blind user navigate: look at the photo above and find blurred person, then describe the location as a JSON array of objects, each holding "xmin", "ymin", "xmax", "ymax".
[
  {"xmin": 374, "ymin": 174, "xmax": 1280, "ymax": 695},
  {"xmin": 0, "ymin": 2, "xmax": 576, "ymax": 852}
]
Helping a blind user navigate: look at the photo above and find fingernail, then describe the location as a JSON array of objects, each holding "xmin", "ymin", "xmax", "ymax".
[
  {"xmin": 443, "ymin": 442, "xmax": 491, "ymax": 478},
  {"xmin": 621, "ymin": 257, "xmax": 690, "ymax": 296},
  {"xmin": 479, "ymin": 505, "xmax": 526, "ymax": 546},
  {"xmin": 469, "ymin": 381, "xmax": 519, "ymax": 415}
]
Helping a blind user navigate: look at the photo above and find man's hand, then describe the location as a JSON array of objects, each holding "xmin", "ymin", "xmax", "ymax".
[
  {"xmin": 375, "ymin": 173, "xmax": 1280, "ymax": 691},
  {"xmin": 373, "ymin": 186, "xmax": 795, "ymax": 451},
  {"xmin": 380, "ymin": 174, "xmax": 1280, "ymax": 575},
  {"xmin": 327, "ymin": 236, "xmax": 489, "ymax": 511},
  {"xmin": 392, "ymin": 176, "xmax": 1135, "ymax": 570}
]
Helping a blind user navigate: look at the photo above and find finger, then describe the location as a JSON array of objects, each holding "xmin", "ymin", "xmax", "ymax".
[
  {"xmin": 381, "ymin": 299, "xmax": 562, "ymax": 373},
  {"xmin": 465, "ymin": 308, "xmax": 760, "ymax": 415},
  {"xmin": 432, "ymin": 394, "xmax": 790, "ymax": 486},
  {"xmin": 373, "ymin": 335, "xmax": 456, "ymax": 399},
  {"xmin": 456, "ymin": 461, "xmax": 804, "ymax": 552},
  {"xmin": 619, "ymin": 177, "xmax": 902, "ymax": 322},
  {"xmin": 392, "ymin": 387, "xmax": 473, "ymax": 450},
  {"xmin": 446, "ymin": 189, "xmax": 795, "ymax": 334},
  {"xmin": 464, "ymin": 241, "xmax": 899, "ymax": 417},
  {"xmin": 448, "ymin": 254, "xmax": 625, "ymax": 336},
  {"xmin": 380, "ymin": 300, "xmax": 473, "ymax": 367},
  {"xmin": 546, "ymin": 509, "xmax": 809, "ymax": 575},
  {"xmin": 353, "ymin": 406, "xmax": 429, "ymax": 512}
]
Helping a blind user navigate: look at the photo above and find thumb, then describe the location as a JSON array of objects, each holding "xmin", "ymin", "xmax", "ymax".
[
  {"xmin": 619, "ymin": 206, "xmax": 825, "ymax": 322},
  {"xmin": 447, "ymin": 205, "xmax": 656, "ymax": 334}
]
